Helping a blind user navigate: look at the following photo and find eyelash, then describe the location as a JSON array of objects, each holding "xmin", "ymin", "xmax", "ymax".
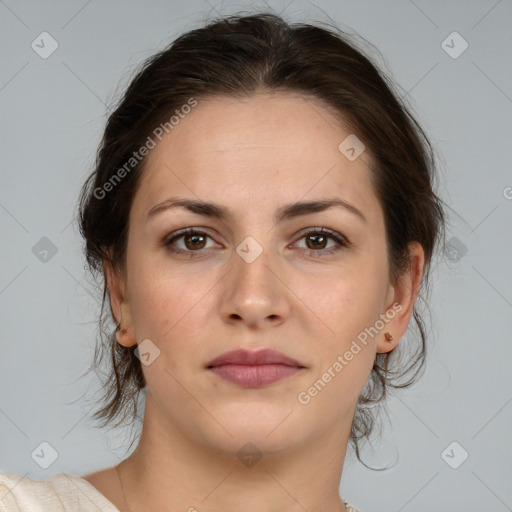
[{"xmin": 162, "ymin": 227, "xmax": 350, "ymax": 258}]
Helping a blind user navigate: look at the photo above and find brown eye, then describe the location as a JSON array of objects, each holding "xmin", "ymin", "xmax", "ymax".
[
  {"xmin": 164, "ymin": 228, "xmax": 216, "ymax": 255},
  {"xmin": 163, "ymin": 227, "xmax": 349, "ymax": 258},
  {"xmin": 294, "ymin": 228, "xmax": 349, "ymax": 256},
  {"xmin": 305, "ymin": 232, "xmax": 329, "ymax": 250},
  {"xmin": 182, "ymin": 232, "xmax": 207, "ymax": 250}
]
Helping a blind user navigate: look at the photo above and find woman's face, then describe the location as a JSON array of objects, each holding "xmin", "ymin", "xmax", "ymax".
[{"xmin": 108, "ymin": 92, "xmax": 420, "ymax": 456}]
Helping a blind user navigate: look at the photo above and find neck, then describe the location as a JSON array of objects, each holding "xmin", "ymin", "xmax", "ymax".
[{"xmin": 117, "ymin": 394, "xmax": 352, "ymax": 512}]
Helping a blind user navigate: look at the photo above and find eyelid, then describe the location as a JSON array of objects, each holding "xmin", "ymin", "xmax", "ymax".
[
  {"xmin": 292, "ymin": 226, "xmax": 350, "ymax": 247},
  {"xmin": 163, "ymin": 226, "xmax": 351, "ymax": 255},
  {"xmin": 163, "ymin": 227, "xmax": 220, "ymax": 249}
]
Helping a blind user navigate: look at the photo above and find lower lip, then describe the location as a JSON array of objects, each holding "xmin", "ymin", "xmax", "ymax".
[{"xmin": 208, "ymin": 364, "xmax": 303, "ymax": 388}]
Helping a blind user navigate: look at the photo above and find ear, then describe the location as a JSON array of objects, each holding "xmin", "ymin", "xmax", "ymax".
[
  {"xmin": 377, "ymin": 241, "xmax": 425, "ymax": 354},
  {"xmin": 103, "ymin": 256, "xmax": 137, "ymax": 348}
]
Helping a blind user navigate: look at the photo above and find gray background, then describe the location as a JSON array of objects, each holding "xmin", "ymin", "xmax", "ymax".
[{"xmin": 1, "ymin": 1, "xmax": 511, "ymax": 511}]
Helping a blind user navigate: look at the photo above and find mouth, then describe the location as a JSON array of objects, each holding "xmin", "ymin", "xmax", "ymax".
[{"xmin": 206, "ymin": 348, "xmax": 306, "ymax": 388}]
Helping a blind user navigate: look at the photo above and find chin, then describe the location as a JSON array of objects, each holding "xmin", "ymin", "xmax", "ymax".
[{"xmin": 194, "ymin": 405, "xmax": 312, "ymax": 459}]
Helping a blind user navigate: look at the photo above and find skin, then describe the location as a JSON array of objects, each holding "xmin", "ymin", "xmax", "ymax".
[{"xmin": 83, "ymin": 92, "xmax": 424, "ymax": 512}]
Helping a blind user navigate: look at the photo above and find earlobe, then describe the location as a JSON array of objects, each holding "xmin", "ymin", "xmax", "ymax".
[
  {"xmin": 377, "ymin": 330, "xmax": 398, "ymax": 354},
  {"xmin": 377, "ymin": 329, "xmax": 400, "ymax": 354},
  {"xmin": 376, "ymin": 242, "xmax": 425, "ymax": 354}
]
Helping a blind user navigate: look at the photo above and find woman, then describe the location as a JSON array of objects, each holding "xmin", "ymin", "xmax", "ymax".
[{"xmin": 0, "ymin": 11, "xmax": 445, "ymax": 512}]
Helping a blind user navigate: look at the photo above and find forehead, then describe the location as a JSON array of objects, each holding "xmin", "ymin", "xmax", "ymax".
[{"xmin": 131, "ymin": 92, "xmax": 380, "ymax": 224}]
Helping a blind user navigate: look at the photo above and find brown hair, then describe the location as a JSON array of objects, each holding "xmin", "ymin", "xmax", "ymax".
[{"xmin": 78, "ymin": 11, "xmax": 446, "ymax": 467}]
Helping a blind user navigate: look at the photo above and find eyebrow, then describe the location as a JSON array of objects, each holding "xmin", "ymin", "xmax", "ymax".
[{"xmin": 146, "ymin": 196, "xmax": 367, "ymax": 224}]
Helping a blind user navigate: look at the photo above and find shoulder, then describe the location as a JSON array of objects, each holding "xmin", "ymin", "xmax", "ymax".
[{"xmin": 0, "ymin": 471, "xmax": 120, "ymax": 512}]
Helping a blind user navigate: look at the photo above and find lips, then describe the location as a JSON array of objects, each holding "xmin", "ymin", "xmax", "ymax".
[
  {"xmin": 206, "ymin": 349, "xmax": 304, "ymax": 368},
  {"xmin": 206, "ymin": 349, "xmax": 306, "ymax": 388}
]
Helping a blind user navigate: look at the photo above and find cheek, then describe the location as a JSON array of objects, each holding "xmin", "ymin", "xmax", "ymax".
[
  {"xmin": 127, "ymin": 252, "xmax": 215, "ymax": 343},
  {"xmin": 317, "ymin": 254, "xmax": 388, "ymax": 325},
  {"xmin": 126, "ymin": 248, "xmax": 170, "ymax": 333},
  {"xmin": 309, "ymin": 254, "xmax": 388, "ymax": 374},
  {"xmin": 306, "ymin": 277, "xmax": 382, "ymax": 409}
]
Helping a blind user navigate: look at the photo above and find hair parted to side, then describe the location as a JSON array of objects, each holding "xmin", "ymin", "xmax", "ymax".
[{"xmin": 78, "ymin": 11, "xmax": 446, "ymax": 467}]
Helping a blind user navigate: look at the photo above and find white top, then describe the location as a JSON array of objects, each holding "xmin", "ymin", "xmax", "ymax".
[
  {"xmin": 0, "ymin": 472, "xmax": 119, "ymax": 512},
  {"xmin": 0, "ymin": 471, "xmax": 362, "ymax": 511}
]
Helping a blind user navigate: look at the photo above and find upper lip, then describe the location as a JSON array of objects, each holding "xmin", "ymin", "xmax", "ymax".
[{"xmin": 206, "ymin": 349, "xmax": 305, "ymax": 368}]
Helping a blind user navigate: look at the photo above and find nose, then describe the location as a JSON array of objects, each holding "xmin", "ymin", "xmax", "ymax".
[{"xmin": 219, "ymin": 241, "xmax": 291, "ymax": 330}]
